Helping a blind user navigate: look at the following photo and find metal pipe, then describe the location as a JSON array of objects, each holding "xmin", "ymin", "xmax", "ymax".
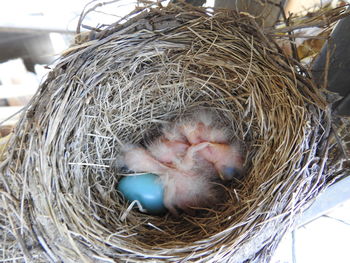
[{"xmin": 312, "ymin": 7, "xmax": 350, "ymax": 116}]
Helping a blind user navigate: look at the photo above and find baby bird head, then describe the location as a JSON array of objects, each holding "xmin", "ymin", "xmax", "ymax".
[
  {"xmin": 219, "ymin": 165, "xmax": 244, "ymax": 181},
  {"xmin": 198, "ymin": 143, "xmax": 244, "ymax": 181}
]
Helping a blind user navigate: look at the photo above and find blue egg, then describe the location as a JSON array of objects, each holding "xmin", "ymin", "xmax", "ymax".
[{"xmin": 118, "ymin": 173, "xmax": 167, "ymax": 215}]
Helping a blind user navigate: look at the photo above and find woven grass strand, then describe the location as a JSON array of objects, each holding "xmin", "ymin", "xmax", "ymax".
[{"xmin": 1, "ymin": 3, "xmax": 349, "ymax": 263}]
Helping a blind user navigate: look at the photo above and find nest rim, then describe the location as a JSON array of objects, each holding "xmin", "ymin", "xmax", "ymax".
[{"xmin": 1, "ymin": 3, "xmax": 348, "ymax": 263}]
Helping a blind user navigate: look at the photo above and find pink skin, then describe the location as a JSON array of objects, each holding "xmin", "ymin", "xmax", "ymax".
[
  {"xmin": 175, "ymin": 122, "xmax": 229, "ymax": 145},
  {"xmin": 161, "ymin": 168, "xmax": 218, "ymax": 216},
  {"xmin": 122, "ymin": 147, "xmax": 169, "ymax": 174},
  {"xmin": 182, "ymin": 111, "xmax": 229, "ymax": 144},
  {"xmin": 186, "ymin": 142, "xmax": 244, "ymax": 181},
  {"xmin": 147, "ymin": 137, "xmax": 189, "ymax": 165},
  {"xmin": 122, "ymin": 146, "xmax": 218, "ymax": 215},
  {"xmin": 177, "ymin": 122, "xmax": 207, "ymax": 144},
  {"xmin": 163, "ymin": 111, "xmax": 229, "ymax": 145},
  {"xmin": 162, "ymin": 126, "xmax": 188, "ymax": 143},
  {"xmin": 121, "ymin": 112, "xmax": 244, "ymax": 215}
]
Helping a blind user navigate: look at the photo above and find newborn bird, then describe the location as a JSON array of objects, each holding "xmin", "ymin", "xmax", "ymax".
[
  {"xmin": 147, "ymin": 136, "xmax": 189, "ymax": 166},
  {"xmin": 168, "ymin": 111, "xmax": 230, "ymax": 145},
  {"xmin": 162, "ymin": 111, "xmax": 243, "ymax": 180},
  {"xmin": 122, "ymin": 145, "xmax": 168, "ymax": 174},
  {"xmin": 121, "ymin": 145, "xmax": 219, "ymax": 215},
  {"xmin": 120, "ymin": 110, "xmax": 244, "ymax": 215},
  {"xmin": 186, "ymin": 142, "xmax": 244, "ymax": 181}
]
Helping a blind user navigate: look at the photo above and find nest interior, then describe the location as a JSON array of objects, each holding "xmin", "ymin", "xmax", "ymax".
[{"xmin": 1, "ymin": 3, "xmax": 348, "ymax": 263}]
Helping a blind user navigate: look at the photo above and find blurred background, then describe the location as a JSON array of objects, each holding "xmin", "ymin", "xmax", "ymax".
[
  {"xmin": 0, "ymin": 0, "xmax": 139, "ymax": 135},
  {"xmin": 0, "ymin": 1, "xmax": 349, "ymax": 262}
]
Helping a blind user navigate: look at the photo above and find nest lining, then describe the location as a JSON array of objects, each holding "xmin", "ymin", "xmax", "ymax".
[{"xmin": 1, "ymin": 3, "xmax": 348, "ymax": 263}]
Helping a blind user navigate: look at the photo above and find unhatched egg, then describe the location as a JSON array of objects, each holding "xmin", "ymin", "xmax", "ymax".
[{"xmin": 118, "ymin": 173, "xmax": 167, "ymax": 215}]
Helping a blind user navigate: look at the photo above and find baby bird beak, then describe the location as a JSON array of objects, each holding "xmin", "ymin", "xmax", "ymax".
[
  {"xmin": 191, "ymin": 142, "xmax": 244, "ymax": 181},
  {"xmin": 218, "ymin": 166, "xmax": 243, "ymax": 181}
]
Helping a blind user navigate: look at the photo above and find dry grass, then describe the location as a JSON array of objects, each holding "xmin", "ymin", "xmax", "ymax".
[{"xmin": 0, "ymin": 2, "xmax": 349, "ymax": 262}]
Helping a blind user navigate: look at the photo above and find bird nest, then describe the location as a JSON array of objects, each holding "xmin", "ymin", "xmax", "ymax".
[{"xmin": 1, "ymin": 3, "xmax": 349, "ymax": 263}]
